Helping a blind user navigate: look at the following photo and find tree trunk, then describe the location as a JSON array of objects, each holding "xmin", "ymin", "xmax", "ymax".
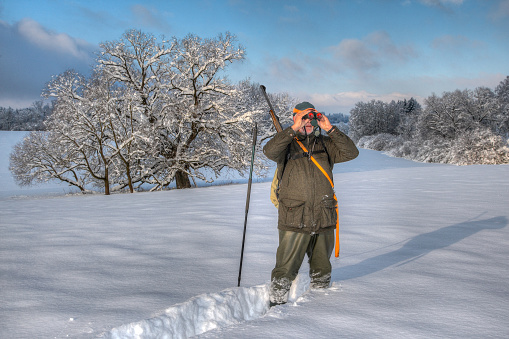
[
  {"xmin": 175, "ymin": 169, "xmax": 191, "ymax": 189},
  {"xmin": 126, "ymin": 164, "xmax": 134, "ymax": 193},
  {"xmin": 104, "ymin": 167, "xmax": 110, "ymax": 195}
]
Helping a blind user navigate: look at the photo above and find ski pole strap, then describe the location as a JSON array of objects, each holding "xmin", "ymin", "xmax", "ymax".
[{"xmin": 294, "ymin": 138, "xmax": 340, "ymax": 257}]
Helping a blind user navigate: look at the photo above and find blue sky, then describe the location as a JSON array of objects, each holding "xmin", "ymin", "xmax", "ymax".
[{"xmin": 1, "ymin": 0, "xmax": 508, "ymax": 113}]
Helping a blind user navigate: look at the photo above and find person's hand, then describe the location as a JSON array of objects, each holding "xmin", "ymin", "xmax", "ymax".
[
  {"xmin": 291, "ymin": 109, "xmax": 314, "ymax": 132},
  {"xmin": 317, "ymin": 113, "xmax": 333, "ymax": 132}
]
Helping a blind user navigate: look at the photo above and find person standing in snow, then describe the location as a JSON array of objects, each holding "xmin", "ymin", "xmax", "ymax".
[{"xmin": 263, "ymin": 102, "xmax": 359, "ymax": 307}]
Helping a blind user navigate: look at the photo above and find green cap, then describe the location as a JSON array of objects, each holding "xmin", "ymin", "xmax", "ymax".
[{"xmin": 294, "ymin": 102, "xmax": 315, "ymax": 112}]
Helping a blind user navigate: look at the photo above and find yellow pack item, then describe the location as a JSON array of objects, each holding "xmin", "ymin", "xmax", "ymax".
[{"xmin": 270, "ymin": 170, "xmax": 279, "ymax": 209}]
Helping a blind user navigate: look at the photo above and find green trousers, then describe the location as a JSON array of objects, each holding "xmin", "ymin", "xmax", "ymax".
[{"xmin": 270, "ymin": 228, "xmax": 335, "ymax": 304}]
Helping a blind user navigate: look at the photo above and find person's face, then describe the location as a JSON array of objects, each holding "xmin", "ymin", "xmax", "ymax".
[{"xmin": 293, "ymin": 112, "xmax": 315, "ymax": 134}]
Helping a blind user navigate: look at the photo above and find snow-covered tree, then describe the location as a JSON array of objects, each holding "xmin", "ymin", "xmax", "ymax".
[
  {"xmin": 10, "ymin": 71, "xmax": 98, "ymax": 192},
  {"xmin": 350, "ymin": 78, "xmax": 509, "ymax": 165},
  {"xmin": 396, "ymin": 98, "xmax": 422, "ymax": 139},
  {"xmin": 10, "ymin": 68, "xmax": 144, "ymax": 194},
  {"xmin": 0, "ymin": 101, "xmax": 53, "ymax": 131},
  {"xmin": 234, "ymin": 80, "xmax": 295, "ymax": 175},
  {"xmin": 418, "ymin": 87, "xmax": 506, "ymax": 142},
  {"xmin": 9, "ymin": 29, "xmax": 295, "ymax": 194},
  {"xmin": 42, "ymin": 70, "xmax": 119, "ymax": 194},
  {"xmin": 98, "ymin": 30, "xmax": 255, "ymax": 189},
  {"xmin": 10, "ymin": 130, "xmax": 92, "ymax": 192},
  {"xmin": 495, "ymin": 76, "xmax": 509, "ymax": 137},
  {"xmin": 418, "ymin": 90, "xmax": 471, "ymax": 140},
  {"xmin": 470, "ymin": 87, "xmax": 497, "ymax": 126},
  {"xmin": 151, "ymin": 31, "xmax": 249, "ymax": 189},
  {"xmin": 349, "ymin": 100, "xmax": 400, "ymax": 142}
]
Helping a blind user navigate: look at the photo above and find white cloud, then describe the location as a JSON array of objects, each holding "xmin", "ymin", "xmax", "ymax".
[
  {"xmin": 307, "ymin": 91, "xmax": 423, "ymax": 114},
  {"xmin": 267, "ymin": 56, "xmax": 306, "ymax": 80},
  {"xmin": 433, "ymin": 73, "xmax": 507, "ymax": 92},
  {"xmin": 431, "ymin": 34, "xmax": 484, "ymax": 52},
  {"xmin": 419, "ymin": 0, "xmax": 464, "ymax": 6},
  {"xmin": 302, "ymin": 73, "xmax": 507, "ymax": 114},
  {"xmin": 0, "ymin": 19, "xmax": 95, "ymax": 108},
  {"xmin": 490, "ymin": 0, "xmax": 509, "ymax": 19},
  {"xmin": 329, "ymin": 31, "xmax": 416, "ymax": 75},
  {"xmin": 16, "ymin": 18, "xmax": 92, "ymax": 60},
  {"xmin": 415, "ymin": 0, "xmax": 464, "ymax": 13},
  {"xmin": 332, "ymin": 39, "xmax": 379, "ymax": 71},
  {"xmin": 367, "ymin": 31, "xmax": 417, "ymax": 62}
]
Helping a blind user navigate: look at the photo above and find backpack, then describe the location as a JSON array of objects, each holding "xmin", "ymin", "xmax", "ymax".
[
  {"xmin": 270, "ymin": 169, "xmax": 280, "ymax": 209},
  {"xmin": 270, "ymin": 148, "xmax": 289, "ymax": 209}
]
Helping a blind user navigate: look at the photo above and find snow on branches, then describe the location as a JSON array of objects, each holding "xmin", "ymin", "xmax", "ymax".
[
  {"xmin": 10, "ymin": 30, "xmax": 294, "ymax": 194},
  {"xmin": 351, "ymin": 77, "xmax": 509, "ymax": 165}
]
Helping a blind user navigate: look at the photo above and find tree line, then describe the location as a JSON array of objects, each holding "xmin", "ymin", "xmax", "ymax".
[
  {"xmin": 9, "ymin": 30, "xmax": 293, "ymax": 195},
  {"xmin": 0, "ymin": 101, "xmax": 53, "ymax": 131},
  {"xmin": 2, "ymin": 102, "xmax": 346, "ymax": 132},
  {"xmin": 349, "ymin": 77, "xmax": 509, "ymax": 165}
]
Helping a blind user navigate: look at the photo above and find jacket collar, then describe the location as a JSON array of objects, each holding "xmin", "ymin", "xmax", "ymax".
[{"xmin": 296, "ymin": 129, "xmax": 321, "ymax": 141}]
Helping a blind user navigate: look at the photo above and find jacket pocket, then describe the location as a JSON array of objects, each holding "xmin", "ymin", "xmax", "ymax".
[
  {"xmin": 320, "ymin": 198, "xmax": 337, "ymax": 227},
  {"xmin": 279, "ymin": 199, "xmax": 306, "ymax": 228}
]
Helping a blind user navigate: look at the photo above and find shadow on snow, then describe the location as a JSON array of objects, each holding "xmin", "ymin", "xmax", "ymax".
[{"xmin": 333, "ymin": 216, "xmax": 507, "ymax": 282}]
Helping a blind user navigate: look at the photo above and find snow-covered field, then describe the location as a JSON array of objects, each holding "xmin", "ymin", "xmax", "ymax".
[{"xmin": 1, "ymin": 131, "xmax": 508, "ymax": 339}]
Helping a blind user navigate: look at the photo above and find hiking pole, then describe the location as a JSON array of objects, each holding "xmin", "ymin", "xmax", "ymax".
[{"xmin": 238, "ymin": 122, "xmax": 257, "ymax": 287}]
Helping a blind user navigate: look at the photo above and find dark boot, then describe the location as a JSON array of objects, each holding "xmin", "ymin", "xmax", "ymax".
[
  {"xmin": 269, "ymin": 300, "xmax": 287, "ymax": 308},
  {"xmin": 269, "ymin": 277, "xmax": 292, "ymax": 306}
]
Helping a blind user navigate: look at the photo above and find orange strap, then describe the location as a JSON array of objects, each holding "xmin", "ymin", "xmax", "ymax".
[{"xmin": 294, "ymin": 138, "xmax": 340, "ymax": 257}]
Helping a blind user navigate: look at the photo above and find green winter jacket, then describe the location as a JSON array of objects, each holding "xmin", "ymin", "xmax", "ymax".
[{"xmin": 263, "ymin": 126, "xmax": 359, "ymax": 234}]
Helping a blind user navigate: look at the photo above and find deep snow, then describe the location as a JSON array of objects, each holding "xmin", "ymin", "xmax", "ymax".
[{"xmin": 1, "ymin": 131, "xmax": 508, "ymax": 338}]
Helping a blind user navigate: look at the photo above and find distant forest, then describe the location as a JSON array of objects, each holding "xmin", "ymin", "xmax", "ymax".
[
  {"xmin": 0, "ymin": 103, "xmax": 349, "ymax": 132},
  {"xmin": 326, "ymin": 113, "xmax": 349, "ymax": 124},
  {"xmin": 0, "ymin": 101, "xmax": 53, "ymax": 131},
  {"xmin": 349, "ymin": 76, "xmax": 509, "ymax": 165}
]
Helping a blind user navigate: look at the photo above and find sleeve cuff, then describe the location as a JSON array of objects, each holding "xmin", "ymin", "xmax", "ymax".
[{"xmin": 284, "ymin": 126, "xmax": 296, "ymax": 138}]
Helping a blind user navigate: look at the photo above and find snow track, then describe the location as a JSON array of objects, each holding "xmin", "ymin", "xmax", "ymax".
[
  {"xmin": 103, "ymin": 284, "xmax": 268, "ymax": 338},
  {"xmin": 103, "ymin": 275, "xmax": 312, "ymax": 339}
]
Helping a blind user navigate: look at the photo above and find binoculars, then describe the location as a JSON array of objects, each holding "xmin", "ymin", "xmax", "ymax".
[
  {"xmin": 303, "ymin": 111, "xmax": 323, "ymax": 121},
  {"xmin": 304, "ymin": 110, "xmax": 323, "ymax": 127}
]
